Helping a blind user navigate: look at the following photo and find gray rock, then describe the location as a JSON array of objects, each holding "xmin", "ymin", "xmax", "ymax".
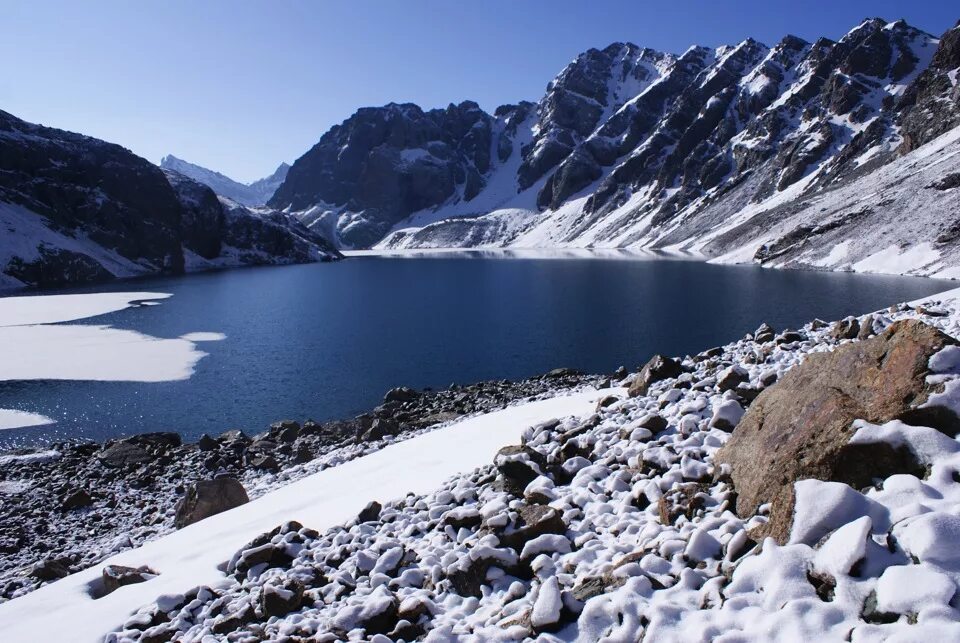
[
  {"xmin": 98, "ymin": 442, "xmax": 152, "ymax": 469},
  {"xmin": 174, "ymin": 478, "xmax": 249, "ymax": 529},
  {"xmin": 101, "ymin": 564, "xmax": 157, "ymax": 595}
]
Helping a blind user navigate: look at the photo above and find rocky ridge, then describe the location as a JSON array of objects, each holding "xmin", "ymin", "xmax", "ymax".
[
  {"xmin": 0, "ymin": 111, "xmax": 340, "ymax": 290},
  {"xmin": 266, "ymin": 17, "xmax": 960, "ymax": 277},
  {"xmin": 85, "ymin": 290, "xmax": 960, "ymax": 641}
]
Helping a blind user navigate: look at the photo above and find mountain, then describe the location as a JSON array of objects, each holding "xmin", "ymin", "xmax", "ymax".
[
  {"xmin": 0, "ymin": 111, "xmax": 339, "ymax": 290},
  {"xmin": 159, "ymin": 155, "xmax": 290, "ymax": 207},
  {"xmin": 269, "ymin": 18, "xmax": 960, "ymax": 277}
]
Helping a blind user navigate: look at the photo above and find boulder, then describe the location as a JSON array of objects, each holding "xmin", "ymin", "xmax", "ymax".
[
  {"xmin": 717, "ymin": 365, "xmax": 749, "ymax": 392},
  {"xmin": 260, "ymin": 580, "xmax": 304, "ymax": 617},
  {"xmin": 384, "ymin": 387, "xmax": 419, "ymax": 403},
  {"xmin": 628, "ymin": 355, "xmax": 683, "ymax": 397},
  {"xmin": 545, "ymin": 367, "xmax": 582, "ymax": 379},
  {"xmin": 636, "ymin": 413, "xmax": 669, "ymax": 434},
  {"xmin": 31, "ymin": 558, "xmax": 70, "ymax": 581},
  {"xmin": 270, "ymin": 420, "xmax": 300, "ymax": 442},
  {"xmin": 61, "ymin": 489, "xmax": 93, "ymax": 510},
  {"xmin": 98, "ymin": 442, "xmax": 152, "ymax": 468},
  {"xmin": 247, "ymin": 454, "xmax": 280, "ymax": 472},
  {"xmin": 717, "ymin": 320, "xmax": 959, "ymax": 543},
  {"xmin": 361, "ymin": 418, "xmax": 399, "ymax": 441},
  {"xmin": 174, "ymin": 477, "xmax": 249, "ymax": 529},
  {"xmin": 196, "ymin": 434, "xmax": 218, "ymax": 451},
  {"xmin": 499, "ymin": 504, "xmax": 567, "ymax": 550},
  {"xmin": 831, "ymin": 317, "xmax": 860, "ymax": 340},
  {"xmin": 101, "ymin": 564, "xmax": 157, "ymax": 595},
  {"xmin": 124, "ymin": 432, "xmax": 182, "ymax": 450},
  {"xmin": 753, "ymin": 323, "xmax": 775, "ymax": 343}
]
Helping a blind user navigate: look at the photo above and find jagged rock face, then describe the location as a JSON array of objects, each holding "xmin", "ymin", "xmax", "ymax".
[
  {"xmin": 269, "ymin": 101, "xmax": 501, "ymax": 248},
  {"xmin": 0, "ymin": 110, "xmax": 340, "ymax": 290},
  {"xmin": 356, "ymin": 17, "xmax": 958, "ymax": 271},
  {"xmin": 0, "ymin": 109, "xmax": 185, "ymax": 274},
  {"xmin": 898, "ymin": 21, "xmax": 960, "ymax": 152},
  {"xmin": 519, "ymin": 44, "xmax": 674, "ymax": 195}
]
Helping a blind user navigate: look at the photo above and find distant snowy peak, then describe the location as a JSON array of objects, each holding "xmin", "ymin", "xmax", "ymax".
[
  {"xmin": 269, "ymin": 16, "xmax": 960, "ymax": 276},
  {"xmin": 159, "ymin": 155, "xmax": 289, "ymax": 207}
]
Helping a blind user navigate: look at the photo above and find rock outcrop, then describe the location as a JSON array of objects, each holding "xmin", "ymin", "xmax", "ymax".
[{"xmin": 717, "ymin": 319, "xmax": 959, "ymax": 542}]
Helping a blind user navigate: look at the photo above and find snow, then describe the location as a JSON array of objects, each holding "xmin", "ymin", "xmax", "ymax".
[
  {"xmin": 0, "ymin": 291, "xmax": 222, "ymax": 428},
  {"xmin": 812, "ymin": 240, "xmax": 851, "ymax": 268},
  {"xmin": 0, "ymin": 387, "xmax": 612, "ymax": 643},
  {"xmin": 0, "ymin": 202, "xmax": 147, "ymax": 290},
  {"xmin": 0, "ymin": 409, "xmax": 54, "ymax": 431},
  {"xmin": 0, "ymin": 324, "xmax": 210, "ymax": 382},
  {"xmin": 851, "ymin": 242, "xmax": 942, "ymax": 276},
  {"xmin": 0, "ymin": 292, "xmax": 171, "ymax": 327}
]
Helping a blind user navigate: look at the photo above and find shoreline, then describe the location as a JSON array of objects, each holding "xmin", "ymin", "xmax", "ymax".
[{"xmin": 2, "ymin": 246, "xmax": 955, "ymax": 297}]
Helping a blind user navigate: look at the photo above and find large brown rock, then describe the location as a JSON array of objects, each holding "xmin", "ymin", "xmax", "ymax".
[
  {"xmin": 627, "ymin": 355, "xmax": 683, "ymax": 397},
  {"xmin": 717, "ymin": 320, "xmax": 959, "ymax": 543},
  {"xmin": 174, "ymin": 477, "xmax": 249, "ymax": 529}
]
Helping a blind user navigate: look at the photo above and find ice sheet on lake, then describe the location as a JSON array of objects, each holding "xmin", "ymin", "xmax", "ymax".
[
  {"xmin": 0, "ymin": 409, "xmax": 54, "ymax": 431},
  {"xmin": 0, "ymin": 291, "xmax": 224, "ymax": 429},
  {"xmin": 0, "ymin": 292, "xmax": 171, "ymax": 327}
]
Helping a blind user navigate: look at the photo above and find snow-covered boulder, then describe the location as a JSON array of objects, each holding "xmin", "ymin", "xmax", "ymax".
[{"xmin": 719, "ymin": 319, "xmax": 959, "ymax": 542}]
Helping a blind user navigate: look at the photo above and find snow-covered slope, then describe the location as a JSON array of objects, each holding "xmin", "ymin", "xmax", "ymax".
[
  {"xmin": 271, "ymin": 18, "xmax": 960, "ymax": 277},
  {"xmin": 159, "ymin": 156, "xmax": 289, "ymax": 207},
  {"xmin": 0, "ymin": 389, "xmax": 610, "ymax": 642}
]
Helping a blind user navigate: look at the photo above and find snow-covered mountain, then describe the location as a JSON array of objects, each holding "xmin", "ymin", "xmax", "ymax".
[
  {"xmin": 160, "ymin": 155, "xmax": 289, "ymax": 207},
  {"xmin": 0, "ymin": 111, "xmax": 339, "ymax": 290},
  {"xmin": 270, "ymin": 18, "xmax": 960, "ymax": 277}
]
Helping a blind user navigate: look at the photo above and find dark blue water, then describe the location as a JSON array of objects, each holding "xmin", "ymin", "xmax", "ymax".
[{"xmin": 0, "ymin": 252, "xmax": 950, "ymax": 448}]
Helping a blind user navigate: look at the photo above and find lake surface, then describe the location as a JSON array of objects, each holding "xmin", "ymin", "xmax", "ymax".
[{"xmin": 0, "ymin": 251, "xmax": 951, "ymax": 448}]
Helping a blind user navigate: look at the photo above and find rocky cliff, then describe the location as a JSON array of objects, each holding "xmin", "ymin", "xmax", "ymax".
[
  {"xmin": 271, "ymin": 18, "xmax": 960, "ymax": 277},
  {"xmin": 0, "ymin": 111, "xmax": 339, "ymax": 290}
]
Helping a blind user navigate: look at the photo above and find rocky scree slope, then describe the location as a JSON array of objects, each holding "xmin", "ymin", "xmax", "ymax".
[
  {"xmin": 160, "ymin": 156, "xmax": 290, "ymax": 208},
  {"xmin": 0, "ymin": 371, "xmax": 598, "ymax": 603},
  {"xmin": 98, "ymin": 293, "xmax": 960, "ymax": 641},
  {"xmin": 271, "ymin": 18, "xmax": 960, "ymax": 276},
  {"xmin": 0, "ymin": 110, "xmax": 339, "ymax": 290}
]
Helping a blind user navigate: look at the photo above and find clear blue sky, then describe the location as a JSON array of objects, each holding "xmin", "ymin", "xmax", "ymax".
[{"xmin": 1, "ymin": 1, "xmax": 955, "ymax": 182}]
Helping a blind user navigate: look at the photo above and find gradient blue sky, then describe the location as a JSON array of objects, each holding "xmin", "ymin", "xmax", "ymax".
[{"xmin": 1, "ymin": 1, "xmax": 955, "ymax": 182}]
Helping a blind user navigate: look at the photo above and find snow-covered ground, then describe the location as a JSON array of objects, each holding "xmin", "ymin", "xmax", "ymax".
[
  {"xmin": 0, "ymin": 292, "xmax": 223, "ymax": 430},
  {"xmin": 0, "ymin": 388, "xmax": 612, "ymax": 643}
]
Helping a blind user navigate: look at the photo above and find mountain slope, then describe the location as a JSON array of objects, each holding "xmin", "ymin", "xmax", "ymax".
[
  {"xmin": 0, "ymin": 111, "xmax": 339, "ymax": 290},
  {"xmin": 270, "ymin": 17, "xmax": 960, "ymax": 277},
  {"xmin": 159, "ymin": 155, "xmax": 289, "ymax": 207}
]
